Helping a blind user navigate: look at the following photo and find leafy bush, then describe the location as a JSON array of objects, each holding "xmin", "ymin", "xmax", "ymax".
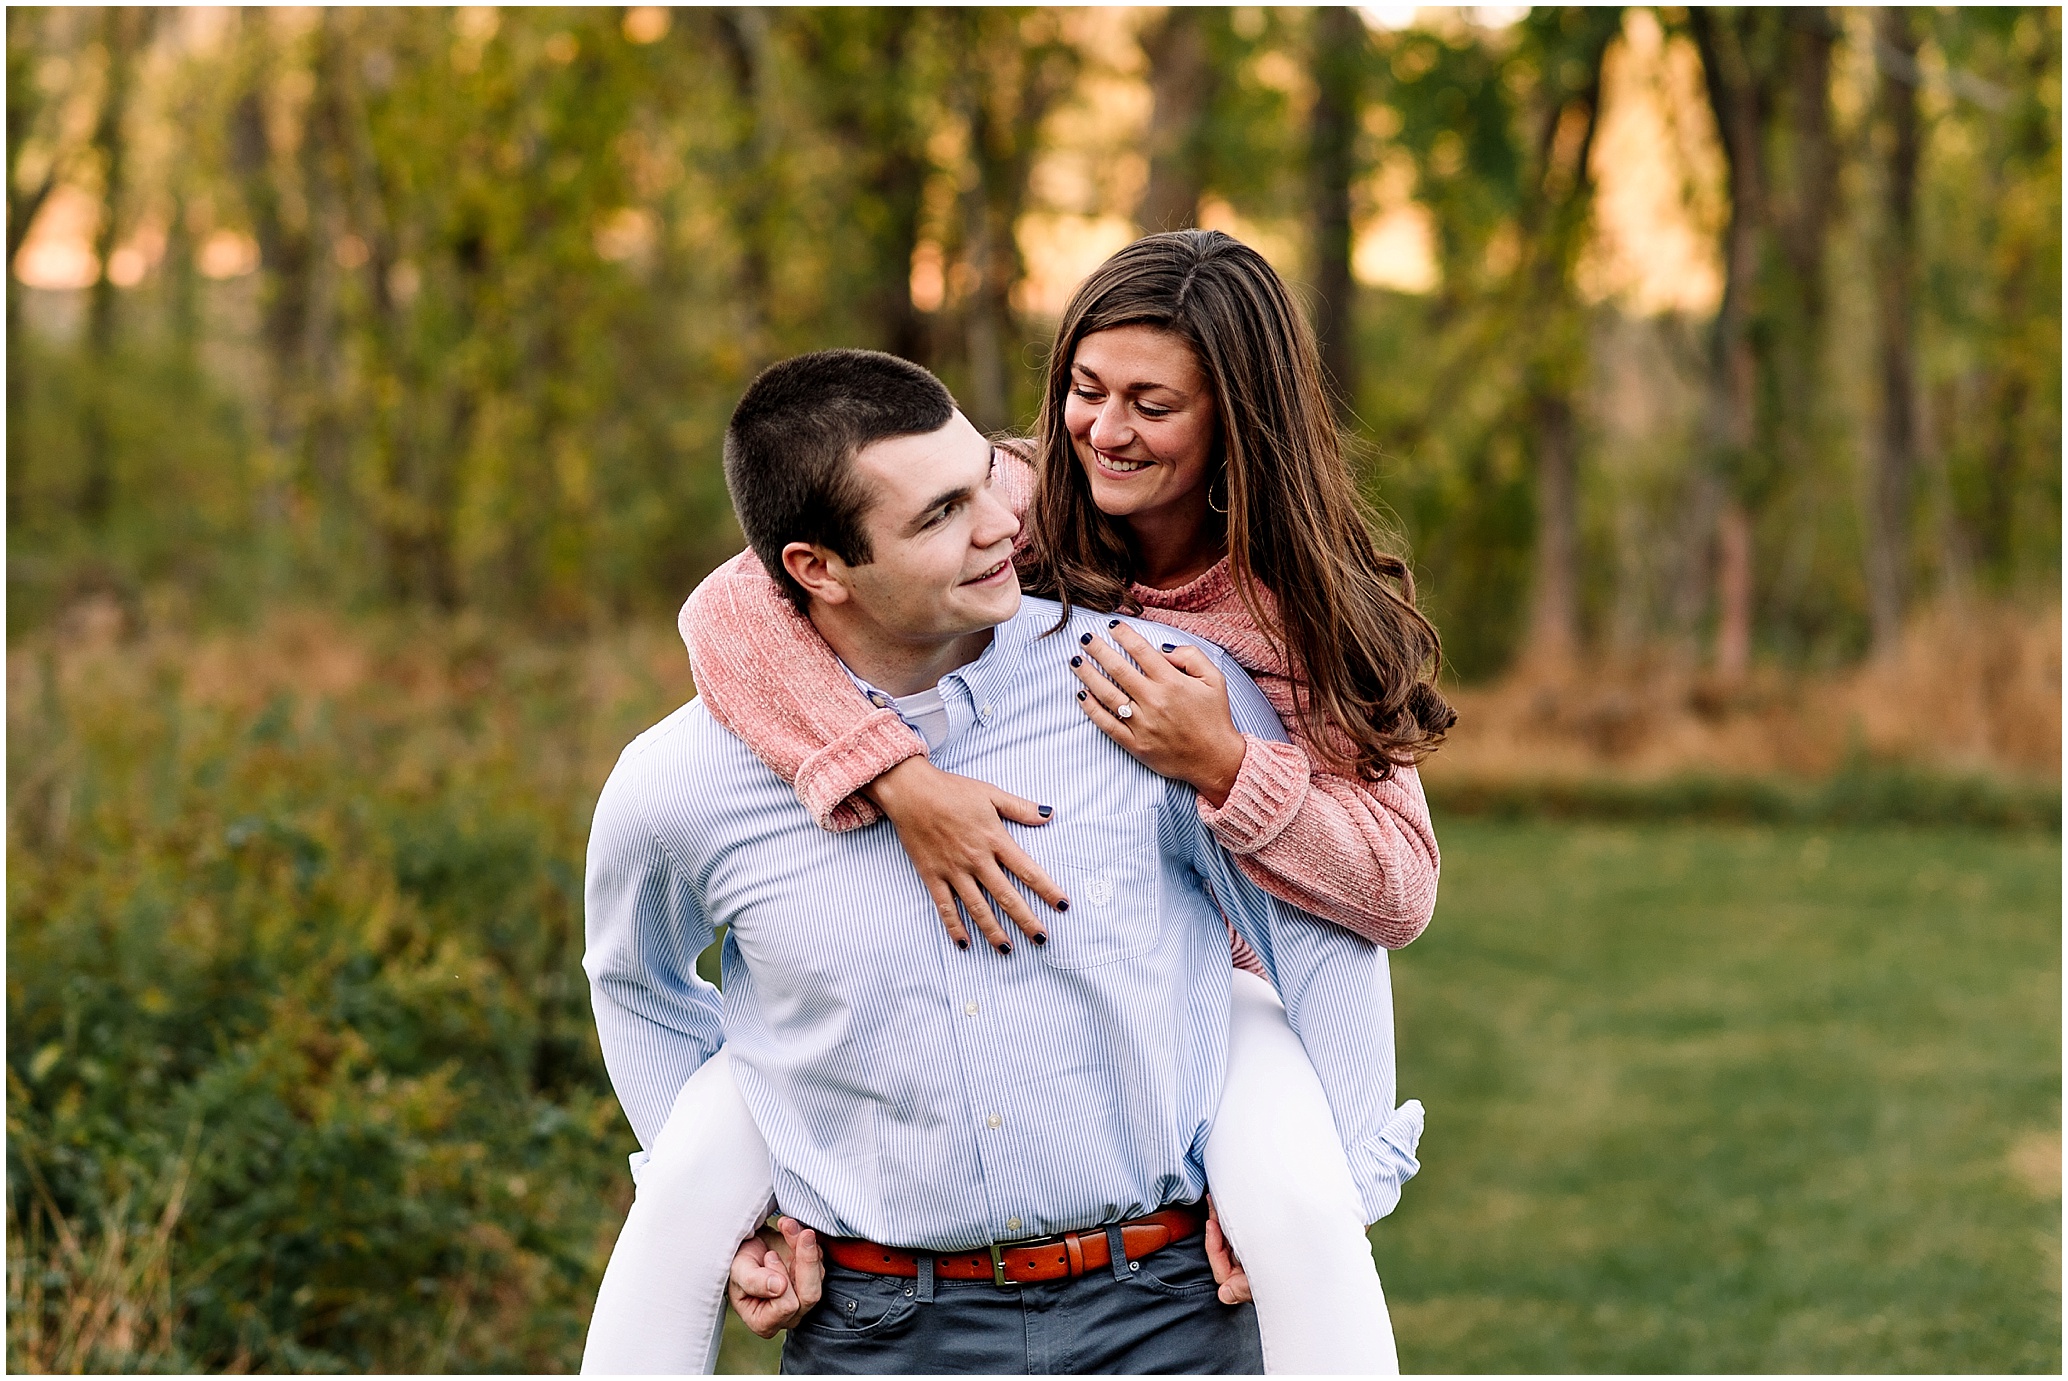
[{"xmin": 7, "ymin": 609, "xmax": 690, "ymax": 1371}]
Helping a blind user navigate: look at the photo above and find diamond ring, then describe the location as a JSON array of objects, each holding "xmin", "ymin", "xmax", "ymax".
[{"xmin": 1116, "ymin": 702, "xmax": 1134, "ymax": 721}]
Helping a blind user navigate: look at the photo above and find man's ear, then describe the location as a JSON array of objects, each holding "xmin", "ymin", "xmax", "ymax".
[{"xmin": 780, "ymin": 542, "xmax": 852, "ymax": 607}]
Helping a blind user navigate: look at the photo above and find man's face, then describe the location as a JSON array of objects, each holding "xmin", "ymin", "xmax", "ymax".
[{"xmin": 825, "ymin": 410, "xmax": 1022, "ymax": 644}]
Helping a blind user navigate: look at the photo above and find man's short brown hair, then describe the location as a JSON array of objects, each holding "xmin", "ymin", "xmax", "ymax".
[{"xmin": 723, "ymin": 350, "xmax": 956, "ymax": 612}]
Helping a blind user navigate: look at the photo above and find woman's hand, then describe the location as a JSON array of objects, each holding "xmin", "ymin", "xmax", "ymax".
[
  {"xmin": 1202, "ymin": 1195, "xmax": 1253, "ymax": 1305},
  {"xmin": 863, "ymin": 756, "xmax": 1071, "ymax": 955},
  {"xmin": 1072, "ymin": 623, "xmax": 1249, "ymax": 808},
  {"xmin": 728, "ymin": 1216, "xmax": 823, "ymax": 1338}
]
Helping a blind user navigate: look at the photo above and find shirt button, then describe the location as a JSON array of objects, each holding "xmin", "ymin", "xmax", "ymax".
[
  {"xmin": 985, "ymin": 1112, "xmax": 1002, "ymax": 1129},
  {"xmin": 965, "ymin": 1001, "xmax": 980, "ymax": 1016},
  {"xmin": 979, "ymin": 703, "xmax": 994, "ymax": 718},
  {"xmin": 1006, "ymin": 1217, "xmax": 1021, "ymax": 1233}
]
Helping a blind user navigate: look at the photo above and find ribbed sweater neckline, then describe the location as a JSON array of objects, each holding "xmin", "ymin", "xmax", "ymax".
[{"xmin": 1131, "ymin": 557, "xmax": 1234, "ymax": 613}]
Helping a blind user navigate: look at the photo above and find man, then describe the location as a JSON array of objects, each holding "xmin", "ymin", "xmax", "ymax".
[{"xmin": 584, "ymin": 349, "xmax": 1409, "ymax": 1373}]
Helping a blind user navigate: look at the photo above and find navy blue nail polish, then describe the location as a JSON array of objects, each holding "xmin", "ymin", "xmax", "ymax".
[
  {"xmin": 1070, "ymin": 655, "xmax": 1082, "ymax": 667},
  {"xmin": 995, "ymin": 941, "xmax": 1012, "ymax": 956},
  {"xmin": 1079, "ymin": 632, "xmax": 1092, "ymax": 645},
  {"xmin": 1038, "ymin": 804, "xmax": 1053, "ymax": 818},
  {"xmin": 1032, "ymin": 932, "xmax": 1048, "ymax": 946},
  {"xmin": 956, "ymin": 938, "xmax": 970, "ymax": 950},
  {"xmin": 1056, "ymin": 900, "xmax": 1070, "ymax": 913},
  {"xmin": 1161, "ymin": 643, "xmax": 1176, "ymax": 653},
  {"xmin": 1076, "ymin": 690, "xmax": 1086, "ymax": 701},
  {"xmin": 1107, "ymin": 618, "xmax": 1120, "ymax": 628}
]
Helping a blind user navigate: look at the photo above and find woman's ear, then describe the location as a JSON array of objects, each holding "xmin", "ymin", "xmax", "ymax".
[{"xmin": 780, "ymin": 541, "xmax": 851, "ymax": 607}]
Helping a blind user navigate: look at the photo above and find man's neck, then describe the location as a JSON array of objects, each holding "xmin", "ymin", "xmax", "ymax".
[{"xmin": 807, "ymin": 608, "xmax": 998, "ymax": 697}]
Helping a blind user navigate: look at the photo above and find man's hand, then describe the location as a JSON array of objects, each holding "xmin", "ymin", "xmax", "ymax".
[
  {"xmin": 1072, "ymin": 624, "xmax": 1249, "ymax": 808},
  {"xmin": 863, "ymin": 756, "xmax": 1070, "ymax": 954},
  {"xmin": 727, "ymin": 1216, "xmax": 824, "ymax": 1339},
  {"xmin": 1203, "ymin": 1195, "xmax": 1253, "ymax": 1306}
]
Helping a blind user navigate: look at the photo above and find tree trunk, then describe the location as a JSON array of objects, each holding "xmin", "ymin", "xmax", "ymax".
[
  {"xmin": 1517, "ymin": 11, "xmax": 1616, "ymax": 671},
  {"xmin": 80, "ymin": 7, "xmax": 147, "ymax": 527},
  {"xmin": 1139, "ymin": 8, "xmax": 1212, "ymax": 232},
  {"xmin": 1307, "ymin": 5, "xmax": 1363, "ymax": 420},
  {"xmin": 1688, "ymin": 8, "xmax": 1766, "ymax": 678},
  {"xmin": 1767, "ymin": 10, "xmax": 1837, "ymax": 501},
  {"xmin": 1715, "ymin": 499, "xmax": 1754, "ymax": 677},
  {"xmin": 809, "ymin": 9, "xmax": 932, "ymax": 365},
  {"xmin": 711, "ymin": 8, "xmax": 778, "ymax": 356},
  {"xmin": 1526, "ymin": 392, "xmax": 1581, "ymax": 669},
  {"xmin": 959, "ymin": 13, "xmax": 1076, "ymax": 433},
  {"xmin": 1865, "ymin": 6, "xmax": 1920, "ymax": 657}
]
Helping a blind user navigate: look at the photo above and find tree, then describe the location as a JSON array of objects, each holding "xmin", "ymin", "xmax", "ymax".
[
  {"xmin": 1864, "ymin": 6, "xmax": 1922, "ymax": 655},
  {"xmin": 1514, "ymin": 9, "xmax": 1621, "ymax": 672},
  {"xmin": 79, "ymin": 6, "xmax": 151, "ymax": 526},
  {"xmin": 1307, "ymin": 5, "xmax": 1367, "ymax": 420},
  {"xmin": 1138, "ymin": 7, "xmax": 1214, "ymax": 232}
]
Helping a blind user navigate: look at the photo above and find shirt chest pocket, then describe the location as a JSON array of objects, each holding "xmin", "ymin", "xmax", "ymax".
[{"xmin": 1021, "ymin": 811, "xmax": 1163, "ymax": 971}]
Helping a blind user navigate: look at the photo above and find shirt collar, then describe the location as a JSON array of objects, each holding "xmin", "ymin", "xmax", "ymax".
[{"xmin": 836, "ymin": 598, "xmax": 1058, "ymax": 745}]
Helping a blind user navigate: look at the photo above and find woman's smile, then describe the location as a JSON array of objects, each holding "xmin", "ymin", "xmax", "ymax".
[{"xmin": 1092, "ymin": 448, "xmax": 1154, "ymax": 477}]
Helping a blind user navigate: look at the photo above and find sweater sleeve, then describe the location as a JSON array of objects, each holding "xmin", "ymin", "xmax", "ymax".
[
  {"xmin": 1197, "ymin": 732, "xmax": 1441, "ymax": 950},
  {"xmin": 673, "ymin": 446, "xmax": 1037, "ymax": 834},
  {"xmin": 676, "ymin": 550, "xmax": 923, "ymax": 833}
]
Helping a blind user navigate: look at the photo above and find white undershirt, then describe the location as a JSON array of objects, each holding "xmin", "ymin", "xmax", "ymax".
[{"xmin": 890, "ymin": 684, "xmax": 951, "ymax": 752}]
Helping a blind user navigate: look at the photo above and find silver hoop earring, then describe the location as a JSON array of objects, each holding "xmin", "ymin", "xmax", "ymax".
[{"xmin": 1207, "ymin": 472, "xmax": 1229, "ymax": 515}]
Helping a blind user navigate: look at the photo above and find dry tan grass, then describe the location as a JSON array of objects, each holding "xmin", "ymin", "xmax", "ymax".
[
  {"xmin": 6, "ymin": 1133, "xmax": 195, "ymax": 1374},
  {"xmin": 1425, "ymin": 599, "xmax": 2060, "ymax": 790}
]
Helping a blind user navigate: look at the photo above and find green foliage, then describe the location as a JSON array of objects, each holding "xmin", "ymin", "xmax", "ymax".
[
  {"xmin": 6, "ymin": 616, "xmax": 687, "ymax": 1370},
  {"xmin": 1380, "ymin": 820, "xmax": 2060, "ymax": 1372},
  {"xmin": 1427, "ymin": 760, "xmax": 2062, "ymax": 832},
  {"xmin": 5, "ymin": 7, "xmax": 2060, "ymax": 678}
]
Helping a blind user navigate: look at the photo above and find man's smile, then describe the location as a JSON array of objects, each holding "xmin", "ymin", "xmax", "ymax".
[{"xmin": 961, "ymin": 556, "xmax": 1013, "ymax": 586}]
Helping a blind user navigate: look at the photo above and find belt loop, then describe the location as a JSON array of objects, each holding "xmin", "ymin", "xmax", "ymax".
[
  {"xmin": 916, "ymin": 1254, "xmax": 935, "ymax": 1303},
  {"xmin": 1105, "ymin": 1224, "xmax": 1129, "ymax": 1282}
]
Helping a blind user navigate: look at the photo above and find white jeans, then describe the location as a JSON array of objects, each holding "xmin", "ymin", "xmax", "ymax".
[{"xmin": 582, "ymin": 971, "xmax": 1405, "ymax": 1375}]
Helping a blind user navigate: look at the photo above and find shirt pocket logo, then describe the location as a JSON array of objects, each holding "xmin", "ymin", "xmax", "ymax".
[{"xmin": 1023, "ymin": 811, "xmax": 1162, "ymax": 970}]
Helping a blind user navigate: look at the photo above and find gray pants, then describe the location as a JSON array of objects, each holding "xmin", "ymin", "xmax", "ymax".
[{"xmin": 780, "ymin": 1230, "xmax": 1264, "ymax": 1375}]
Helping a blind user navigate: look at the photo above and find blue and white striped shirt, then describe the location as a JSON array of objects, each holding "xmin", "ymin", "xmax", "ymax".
[{"xmin": 584, "ymin": 596, "xmax": 1422, "ymax": 1251}]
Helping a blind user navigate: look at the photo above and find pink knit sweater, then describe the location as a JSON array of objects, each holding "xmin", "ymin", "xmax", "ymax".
[{"xmin": 677, "ymin": 451, "xmax": 1440, "ymax": 950}]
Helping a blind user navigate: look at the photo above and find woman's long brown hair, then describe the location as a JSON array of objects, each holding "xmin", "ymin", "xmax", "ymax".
[{"xmin": 1018, "ymin": 229, "xmax": 1455, "ymax": 779}]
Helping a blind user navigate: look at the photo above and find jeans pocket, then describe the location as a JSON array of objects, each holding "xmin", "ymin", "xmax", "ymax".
[
  {"xmin": 1127, "ymin": 1238, "xmax": 1223, "ymax": 1299},
  {"xmin": 797, "ymin": 1276, "xmax": 921, "ymax": 1339}
]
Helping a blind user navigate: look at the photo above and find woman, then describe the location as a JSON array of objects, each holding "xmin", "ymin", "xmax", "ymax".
[{"xmin": 587, "ymin": 230, "xmax": 1451, "ymax": 1374}]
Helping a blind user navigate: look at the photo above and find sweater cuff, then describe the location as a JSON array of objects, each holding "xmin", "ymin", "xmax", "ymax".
[
  {"xmin": 795, "ymin": 709, "xmax": 928, "ymax": 833},
  {"xmin": 1196, "ymin": 734, "xmax": 1310, "ymax": 853}
]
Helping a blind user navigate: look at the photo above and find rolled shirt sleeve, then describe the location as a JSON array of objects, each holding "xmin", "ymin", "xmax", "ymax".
[
  {"xmin": 1187, "ymin": 644, "xmax": 1426, "ymax": 1223},
  {"xmin": 583, "ymin": 728, "xmax": 727, "ymax": 1151}
]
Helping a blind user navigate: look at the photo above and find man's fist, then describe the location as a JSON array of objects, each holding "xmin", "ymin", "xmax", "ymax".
[
  {"xmin": 727, "ymin": 1216, "xmax": 824, "ymax": 1338},
  {"xmin": 1203, "ymin": 1195, "xmax": 1253, "ymax": 1306}
]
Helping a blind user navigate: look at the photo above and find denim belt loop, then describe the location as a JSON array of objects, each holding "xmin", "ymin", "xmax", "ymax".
[
  {"xmin": 916, "ymin": 1253, "xmax": 936, "ymax": 1303},
  {"xmin": 1106, "ymin": 1225, "xmax": 1130, "ymax": 1282}
]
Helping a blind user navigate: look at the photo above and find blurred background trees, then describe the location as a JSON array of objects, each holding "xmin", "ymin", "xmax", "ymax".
[
  {"xmin": 6, "ymin": 5, "xmax": 2056, "ymax": 673},
  {"xmin": 7, "ymin": 9, "xmax": 2059, "ymax": 1373}
]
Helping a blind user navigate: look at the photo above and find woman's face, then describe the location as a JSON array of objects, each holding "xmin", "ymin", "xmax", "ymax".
[{"xmin": 1063, "ymin": 325, "xmax": 1219, "ymax": 530}]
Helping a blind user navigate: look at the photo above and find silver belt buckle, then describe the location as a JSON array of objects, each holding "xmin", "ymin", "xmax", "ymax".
[{"xmin": 988, "ymin": 1241, "xmax": 1008, "ymax": 1288}]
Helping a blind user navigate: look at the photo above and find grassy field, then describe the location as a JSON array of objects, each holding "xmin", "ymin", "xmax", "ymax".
[
  {"xmin": 1377, "ymin": 821, "xmax": 2060, "ymax": 1374},
  {"xmin": 8, "ymin": 611, "xmax": 2056, "ymax": 1372},
  {"xmin": 717, "ymin": 821, "xmax": 2060, "ymax": 1374}
]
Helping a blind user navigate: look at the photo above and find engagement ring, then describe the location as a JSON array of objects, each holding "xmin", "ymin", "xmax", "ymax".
[{"xmin": 1116, "ymin": 702, "xmax": 1134, "ymax": 720}]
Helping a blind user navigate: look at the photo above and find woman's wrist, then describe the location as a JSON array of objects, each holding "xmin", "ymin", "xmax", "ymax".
[
  {"xmin": 860, "ymin": 752, "xmax": 935, "ymax": 814},
  {"xmin": 1188, "ymin": 731, "xmax": 1249, "ymax": 810}
]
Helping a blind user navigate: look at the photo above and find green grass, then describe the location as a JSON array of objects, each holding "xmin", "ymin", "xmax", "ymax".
[{"xmin": 1375, "ymin": 820, "xmax": 2061, "ymax": 1373}]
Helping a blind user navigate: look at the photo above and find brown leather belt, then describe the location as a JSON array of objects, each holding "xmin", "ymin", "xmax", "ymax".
[{"xmin": 823, "ymin": 1203, "xmax": 1206, "ymax": 1287}]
